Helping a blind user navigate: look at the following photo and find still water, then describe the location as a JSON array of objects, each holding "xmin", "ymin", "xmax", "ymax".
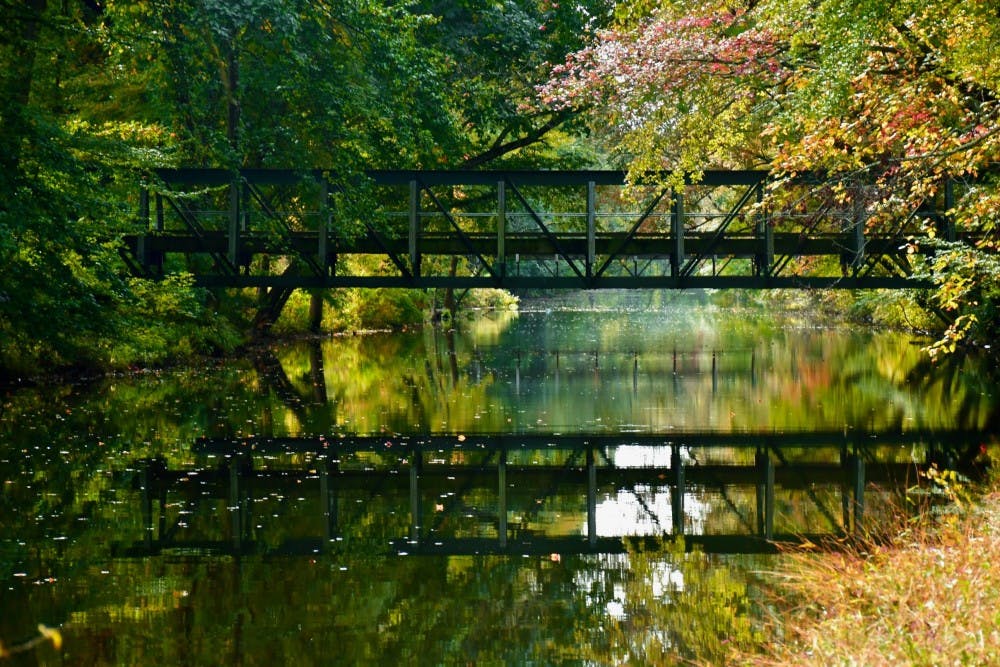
[{"xmin": 2, "ymin": 294, "xmax": 997, "ymax": 664}]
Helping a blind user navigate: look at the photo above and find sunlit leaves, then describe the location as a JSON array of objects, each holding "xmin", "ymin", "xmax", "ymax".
[
  {"xmin": 539, "ymin": 5, "xmax": 785, "ymax": 174},
  {"xmin": 540, "ymin": 0, "xmax": 1000, "ymax": 352}
]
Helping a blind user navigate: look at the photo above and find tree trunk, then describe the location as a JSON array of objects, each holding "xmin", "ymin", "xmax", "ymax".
[
  {"xmin": 309, "ymin": 291, "xmax": 323, "ymax": 333},
  {"xmin": 0, "ymin": 0, "xmax": 47, "ymax": 181},
  {"xmin": 443, "ymin": 256, "xmax": 459, "ymax": 316}
]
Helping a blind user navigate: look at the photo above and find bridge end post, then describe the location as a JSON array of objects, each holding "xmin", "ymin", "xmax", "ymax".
[{"xmin": 135, "ymin": 185, "xmax": 163, "ymax": 276}]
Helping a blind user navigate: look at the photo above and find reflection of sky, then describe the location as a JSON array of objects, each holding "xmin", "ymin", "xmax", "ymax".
[{"xmin": 591, "ymin": 487, "xmax": 709, "ymax": 537}]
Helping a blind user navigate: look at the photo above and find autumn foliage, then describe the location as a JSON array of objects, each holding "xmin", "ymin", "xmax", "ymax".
[{"xmin": 541, "ymin": 0, "xmax": 1000, "ymax": 352}]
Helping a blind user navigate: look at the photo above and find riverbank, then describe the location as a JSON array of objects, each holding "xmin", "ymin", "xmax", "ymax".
[{"xmin": 742, "ymin": 463, "xmax": 1000, "ymax": 665}]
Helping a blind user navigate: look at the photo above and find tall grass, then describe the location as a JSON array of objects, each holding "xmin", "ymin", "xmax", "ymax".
[{"xmin": 742, "ymin": 466, "xmax": 1000, "ymax": 666}]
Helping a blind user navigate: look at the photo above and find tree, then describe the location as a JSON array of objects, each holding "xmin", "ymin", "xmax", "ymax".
[
  {"xmin": 540, "ymin": 0, "xmax": 1000, "ymax": 352},
  {"xmin": 0, "ymin": 1, "xmax": 138, "ymax": 372},
  {"xmin": 411, "ymin": 0, "xmax": 614, "ymax": 170}
]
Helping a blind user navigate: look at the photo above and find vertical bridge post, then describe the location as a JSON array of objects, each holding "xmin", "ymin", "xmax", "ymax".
[
  {"xmin": 755, "ymin": 183, "xmax": 773, "ymax": 277},
  {"xmin": 410, "ymin": 450, "xmax": 422, "ymax": 545},
  {"xmin": 497, "ymin": 180, "xmax": 506, "ymax": 281},
  {"xmin": 671, "ymin": 188, "xmax": 685, "ymax": 278},
  {"xmin": 848, "ymin": 451, "xmax": 865, "ymax": 532},
  {"xmin": 139, "ymin": 187, "xmax": 150, "ymax": 228},
  {"xmin": 320, "ymin": 459, "xmax": 339, "ymax": 544},
  {"xmin": 498, "ymin": 447, "xmax": 508, "ymax": 549},
  {"xmin": 846, "ymin": 193, "xmax": 866, "ymax": 274},
  {"xmin": 409, "ymin": 179, "xmax": 420, "ymax": 279},
  {"xmin": 587, "ymin": 445, "xmax": 597, "ymax": 547},
  {"xmin": 756, "ymin": 449, "xmax": 774, "ymax": 539},
  {"xmin": 228, "ymin": 456, "xmax": 245, "ymax": 552},
  {"xmin": 943, "ymin": 179, "xmax": 956, "ymax": 242},
  {"xmin": 586, "ymin": 181, "xmax": 596, "ymax": 282},
  {"xmin": 318, "ymin": 177, "xmax": 329, "ymax": 272},
  {"xmin": 137, "ymin": 187, "xmax": 154, "ymax": 272},
  {"xmin": 155, "ymin": 192, "xmax": 164, "ymax": 231},
  {"xmin": 671, "ymin": 446, "xmax": 685, "ymax": 534},
  {"xmin": 228, "ymin": 176, "xmax": 241, "ymax": 268}
]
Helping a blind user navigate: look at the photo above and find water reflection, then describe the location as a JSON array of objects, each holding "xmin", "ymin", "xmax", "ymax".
[
  {"xmin": 119, "ymin": 431, "xmax": 987, "ymax": 559},
  {"xmin": 246, "ymin": 308, "xmax": 999, "ymax": 436},
  {"xmin": 2, "ymin": 301, "xmax": 999, "ymax": 663}
]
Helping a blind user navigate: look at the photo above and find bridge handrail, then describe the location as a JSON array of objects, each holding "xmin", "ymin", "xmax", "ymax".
[{"xmin": 153, "ymin": 167, "xmax": 771, "ymax": 188}]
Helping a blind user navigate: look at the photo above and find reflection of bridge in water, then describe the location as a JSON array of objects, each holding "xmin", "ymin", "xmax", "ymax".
[{"xmin": 118, "ymin": 430, "xmax": 990, "ymax": 557}]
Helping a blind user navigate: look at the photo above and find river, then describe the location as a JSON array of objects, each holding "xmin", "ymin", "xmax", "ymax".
[{"xmin": 2, "ymin": 293, "xmax": 997, "ymax": 664}]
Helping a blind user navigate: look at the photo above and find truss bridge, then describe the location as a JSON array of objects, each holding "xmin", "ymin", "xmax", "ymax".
[{"xmin": 123, "ymin": 168, "xmax": 968, "ymax": 296}]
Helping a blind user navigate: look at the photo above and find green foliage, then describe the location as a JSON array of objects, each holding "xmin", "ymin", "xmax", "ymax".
[
  {"xmin": 270, "ymin": 288, "xmax": 430, "ymax": 334},
  {"xmin": 0, "ymin": 0, "xmax": 619, "ymax": 374},
  {"xmin": 345, "ymin": 288, "xmax": 430, "ymax": 330},
  {"xmin": 108, "ymin": 274, "xmax": 243, "ymax": 366}
]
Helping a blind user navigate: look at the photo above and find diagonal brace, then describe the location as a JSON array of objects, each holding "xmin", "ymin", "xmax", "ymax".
[{"xmin": 506, "ymin": 178, "xmax": 588, "ymax": 283}]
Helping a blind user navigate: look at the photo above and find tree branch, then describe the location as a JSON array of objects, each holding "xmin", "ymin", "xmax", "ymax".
[{"xmin": 459, "ymin": 111, "xmax": 572, "ymax": 169}]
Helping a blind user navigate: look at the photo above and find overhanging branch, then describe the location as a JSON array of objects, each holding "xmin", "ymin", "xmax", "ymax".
[{"xmin": 459, "ymin": 111, "xmax": 572, "ymax": 169}]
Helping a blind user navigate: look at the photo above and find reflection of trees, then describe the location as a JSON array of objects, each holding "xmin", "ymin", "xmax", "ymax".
[
  {"xmin": 273, "ymin": 328, "xmax": 504, "ymax": 434},
  {"xmin": 251, "ymin": 341, "xmax": 339, "ymax": 435},
  {"xmin": 903, "ymin": 350, "xmax": 1000, "ymax": 432},
  {"xmin": 574, "ymin": 539, "xmax": 763, "ymax": 666}
]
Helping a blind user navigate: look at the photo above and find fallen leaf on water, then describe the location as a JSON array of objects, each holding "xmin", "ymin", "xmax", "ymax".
[{"xmin": 38, "ymin": 624, "xmax": 62, "ymax": 651}]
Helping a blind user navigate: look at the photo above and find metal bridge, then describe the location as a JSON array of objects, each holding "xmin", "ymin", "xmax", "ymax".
[{"xmin": 124, "ymin": 168, "xmax": 966, "ymax": 297}]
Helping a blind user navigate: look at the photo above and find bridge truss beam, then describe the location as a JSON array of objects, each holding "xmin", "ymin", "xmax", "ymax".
[{"xmin": 126, "ymin": 168, "xmax": 962, "ymax": 291}]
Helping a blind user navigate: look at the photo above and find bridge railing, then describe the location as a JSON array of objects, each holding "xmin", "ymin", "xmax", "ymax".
[{"xmin": 126, "ymin": 168, "xmax": 957, "ymax": 289}]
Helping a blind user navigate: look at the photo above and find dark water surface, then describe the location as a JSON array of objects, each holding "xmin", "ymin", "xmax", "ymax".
[{"xmin": 2, "ymin": 296, "xmax": 998, "ymax": 664}]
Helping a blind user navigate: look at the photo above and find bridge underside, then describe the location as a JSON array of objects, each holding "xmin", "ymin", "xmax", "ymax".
[{"xmin": 124, "ymin": 168, "xmax": 962, "ymax": 292}]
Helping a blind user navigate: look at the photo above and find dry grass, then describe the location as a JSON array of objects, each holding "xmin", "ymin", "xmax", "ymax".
[{"xmin": 741, "ymin": 484, "xmax": 1000, "ymax": 666}]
